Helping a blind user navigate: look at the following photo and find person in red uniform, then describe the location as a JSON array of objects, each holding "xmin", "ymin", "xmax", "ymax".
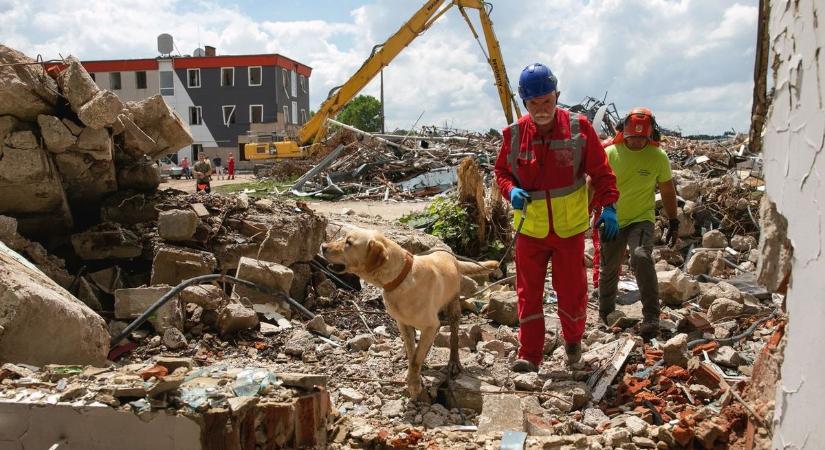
[
  {"xmin": 495, "ymin": 63, "xmax": 620, "ymax": 372},
  {"xmin": 227, "ymin": 152, "xmax": 236, "ymax": 180}
]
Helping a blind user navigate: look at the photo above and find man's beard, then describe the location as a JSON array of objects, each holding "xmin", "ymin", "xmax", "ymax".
[{"xmin": 532, "ymin": 113, "xmax": 554, "ymax": 125}]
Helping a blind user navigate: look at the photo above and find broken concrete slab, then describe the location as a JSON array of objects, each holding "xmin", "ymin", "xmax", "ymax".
[
  {"xmin": 114, "ymin": 285, "xmax": 183, "ymax": 332},
  {"xmin": 686, "ymin": 251, "xmax": 712, "ymax": 276},
  {"xmin": 117, "ymin": 95, "xmax": 193, "ymax": 160},
  {"xmin": 712, "ymin": 345, "xmax": 747, "ymax": 368},
  {"xmin": 485, "ymin": 291, "xmax": 519, "ymax": 326},
  {"xmin": 232, "ymin": 256, "xmax": 294, "ymax": 313},
  {"xmin": 702, "ymin": 229, "xmax": 728, "ymax": 248},
  {"xmin": 100, "ymin": 191, "xmax": 161, "ymax": 225},
  {"xmin": 217, "ymin": 303, "xmax": 259, "ymax": 335},
  {"xmin": 74, "ymin": 126, "xmax": 113, "ymax": 160},
  {"xmin": 116, "ymin": 161, "xmax": 161, "ymax": 192},
  {"xmin": 305, "ymin": 315, "xmax": 336, "ymax": 338},
  {"xmin": 57, "ymin": 56, "xmax": 100, "ymax": 115},
  {"xmin": 71, "ymin": 224, "xmax": 142, "ymax": 260},
  {"xmin": 707, "ymin": 298, "xmax": 743, "ymax": 322},
  {"xmin": 730, "ymin": 234, "xmax": 757, "ymax": 252},
  {"xmin": 657, "ymin": 269, "xmax": 700, "ymax": 306},
  {"xmin": 0, "ymin": 144, "xmax": 73, "ymax": 235},
  {"xmin": 279, "ymin": 372, "xmax": 328, "ymax": 390},
  {"xmin": 0, "ymin": 44, "xmax": 59, "ymax": 121},
  {"xmin": 37, "ymin": 114, "xmax": 76, "ymax": 152},
  {"xmin": 150, "ymin": 246, "xmax": 217, "ymax": 286},
  {"xmin": 77, "ymin": 89, "xmax": 123, "ymax": 129},
  {"xmin": 663, "ymin": 333, "xmax": 690, "ymax": 368},
  {"xmin": 54, "ymin": 151, "xmax": 118, "ymax": 206},
  {"xmin": 698, "ymin": 281, "xmax": 743, "ymax": 309},
  {"xmin": 543, "ymin": 381, "xmax": 590, "ymax": 413},
  {"xmin": 158, "ymin": 209, "xmax": 199, "ymax": 241},
  {"xmin": 180, "ymin": 285, "xmax": 225, "ymax": 310},
  {"xmin": 346, "ymin": 334, "xmax": 375, "ymax": 352},
  {"xmin": 477, "ymin": 394, "xmax": 524, "ymax": 436},
  {"xmin": 446, "ymin": 373, "xmax": 502, "ymax": 412},
  {"xmin": 0, "ymin": 241, "xmax": 109, "ymax": 366},
  {"xmin": 756, "ymin": 195, "xmax": 793, "ymax": 293},
  {"xmin": 5, "ymin": 130, "xmax": 38, "ymax": 149}
]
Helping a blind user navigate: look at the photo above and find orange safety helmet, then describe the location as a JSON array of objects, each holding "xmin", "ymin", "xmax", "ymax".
[{"xmin": 612, "ymin": 107, "xmax": 661, "ymax": 146}]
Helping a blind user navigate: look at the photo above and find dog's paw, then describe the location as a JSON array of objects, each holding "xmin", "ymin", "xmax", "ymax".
[{"xmin": 406, "ymin": 374, "xmax": 423, "ymax": 398}]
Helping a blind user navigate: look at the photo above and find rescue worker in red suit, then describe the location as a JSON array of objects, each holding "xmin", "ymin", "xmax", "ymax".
[{"xmin": 495, "ymin": 63, "xmax": 620, "ymax": 372}]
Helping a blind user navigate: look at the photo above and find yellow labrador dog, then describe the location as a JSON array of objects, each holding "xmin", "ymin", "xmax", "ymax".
[{"xmin": 321, "ymin": 228, "xmax": 498, "ymax": 398}]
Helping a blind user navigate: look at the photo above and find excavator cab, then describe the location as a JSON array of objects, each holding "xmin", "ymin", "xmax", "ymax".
[{"xmin": 243, "ymin": 134, "xmax": 302, "ymax": 160}]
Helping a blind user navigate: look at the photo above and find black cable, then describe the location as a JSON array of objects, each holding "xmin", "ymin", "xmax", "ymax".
[{"xmin": 110, "ymin": 274, "xmax": 315, "ymax": 349}]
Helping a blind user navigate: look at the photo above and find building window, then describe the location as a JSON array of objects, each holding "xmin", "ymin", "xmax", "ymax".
[
  {"xmin": 290, "ymin": 70, "xmax": 297, "ymax": 98},
  {"xmin": 136, "ymin": 71, "xmax": 147, "ymax": 89},
  {"xmin": 221, "ymin": 67, "xmax": 234, "ymax": 87},
  {"xmin": 249, "ymin": 105, "xmax": 263, "ymax": 124},
  {"xmin": 300, "ymin": 75, "xmax": 307, "ymax": 94},
  {"xmin": 90, "ymin": 73, "xmax": 96, "ymax": 82},
  {"xmin": 110, "ymin": 72, "xmax": 122, "ymax": 90},
  {"xmin": 248, "ymin": 66, "xmax": 262, "ymax": 86},
  {"xmin": 222, "ymin": 105, "xmax": 236, "ymax": 126},
  {"xmin": 189, "ymin": 106, "xmax": 202, "ymax": 125},
  {"xmin": 281, "ymin": 70, "xmax": 290, "ymax": 98},
  {"xmin": 187, "ymin": 69, "xmax": 201, "ymax": 88},
  {"xmin": 291, "ymin": 101, "xmax": 298, "ymax": 124},
  {"xmin": 283, "ymin": 105, "xmax": 289, "ymax": 124},
  {"xmin": 301, "ymin": 109, "xmax": 307, "ymax": 124},
  {"xmin": 191, "ymin": 143, "xmax": 203, "ymax": 160},
  {"xmin": 160, "ymin": 71, "xmax": 174, "ymax": 96}
]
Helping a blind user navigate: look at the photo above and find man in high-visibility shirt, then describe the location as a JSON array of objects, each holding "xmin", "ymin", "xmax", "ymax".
[
  {"xmin": 494, "ymin": 63, "xmax": 619, "ymax": 372},
  {"xmin": 599, "ymin": 107, "xmax": 679, "ymax": 338}
]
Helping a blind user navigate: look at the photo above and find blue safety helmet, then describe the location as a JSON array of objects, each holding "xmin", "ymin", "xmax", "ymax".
[{"xmin": 518, "ymin": 63, "xmax": 558, "ymax": 101}]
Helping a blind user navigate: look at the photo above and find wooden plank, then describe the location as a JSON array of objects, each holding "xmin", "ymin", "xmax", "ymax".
[{"xmin": 590, "ymin": 337, "xmax": 636, "ymax": 403}]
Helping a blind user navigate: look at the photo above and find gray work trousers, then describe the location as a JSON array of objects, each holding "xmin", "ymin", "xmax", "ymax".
[{"xmin": 598, "ymin": 220, "xmax": 659, "ymax": 321}]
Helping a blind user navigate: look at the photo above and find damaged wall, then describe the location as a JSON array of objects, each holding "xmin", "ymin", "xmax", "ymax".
[{"xmin": 762, "ymin": 0, "xmax": 825, "ymax": 447}]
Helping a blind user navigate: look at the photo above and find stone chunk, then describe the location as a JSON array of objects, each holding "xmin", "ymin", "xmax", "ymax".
[
  {"xmin": 477, "ymin": 394, "xmax": 524, "ymax": 435},
  {"xmin": 0, "ymin": 243, "xmax": 109, "ymax": 366},
  {"xmin": 154, "ymin": 356, "xmax": 195, "ymax": 372},
  {"xmin": 543, "ymin": 381, "xmax": 591, "ymax": 412},
  {"xmin": 118, "ymin": 95, "xmax": 193, "ymax": 160},
  {"xmin": 347, "ymin": 334, "xmax": 375, "ymax": 352},
  {"xmin": 730, "ymin": 234, "xmax": 757, "ymax": 252},
  {"xmin": 150, "ymin": 246, "xmax": 217, "ymax": 286},
  {"xmin": 446, "ymin": 373, "xmax": 501, "ymax": 412},
  {"xmin": 657, "ymin": 269, "xmax": 700, "ymax": 306},
  {"xmin": 0, "ymin": 45, "xmax": 59, "ymax": 121},
  {"xmin": 514, "ymin": 372, "xmax": 542, "ymax": 391},
  {"xmin": 77, "ymin": 89, "xmax": 123, "ymax": 129},
  {"xmin": 233, "ymin": 256, "xmax": 294, "ymax": 315},
  {"xmin": 279, "ymin": 372, "xmax": 328, "ymax": 390},
  {"xmin": 5, "ymin": 130, "xmax": 38, "ymax": 149},
  {"xmin": 57, "ymin": 56, "xmax": 100, "ymax": 112},
  {"xmin": 702, "ymin": 229, "xmax": 728, "ymax": 248},
  {"xmin": 756, "ymin": 195, "xmax": 793, "ymax": 292},
  {"xmin": 582, "ymin": 408, "xmax": 609, "ymax": 428},
  {"xmin": 686, "ymin": 251, "xmax": 712, "ymax": 275},
  {"xmin": 75, "ymin": 127, "xmax": 112, "ymax": 159},
  {"xmin": 485, "ymin": 291, "xmax": 518, "ymax": 326},
  {"xmin": 381, "ymin": 399, "xmax": 405, "ymax": 418},
  {"xmin": 305, "ymin": 315, "xmax": 335, "ymax": 337},
  {"xmin": 662, "ymin": 333, "xmax": 690, "ymax": 368},
  {"xmin": 158, "ymin": 209, "xmax": 199, "ymax": 241},
  {"xmin": 698, "ymin": 281, "xmax": 743, "ymax": 308},
  {"xmin": 624, "ymin": 415, "xmax": 649, "ymax": 436},
  {"xmin": 180, "ymin": 284, "xmax": 225, "ymax": 310},
  {"xmin": 707, "ymin": 298, "xmax": 743, "ymax": 322},
  {"xmin": 712, "ymin": 345, "xmax": 746, "ymax": 368},
  {"xmin": 114, "ymin": 285, "xmax": 183, "ymax": 332},
  {"xmin": 217, "ymin": 303, "xmax": 259, "ymax": 335},
  {"xmin": 162, "ymin": 327, "xmax": 188, "ymax": 350},
  {"xmin": 37, "ymin": 115, "xmax": 77, "ymax": 152},
  {"xmin": 71, "ymin": 224, "xmax": 142, "ymax": 260}
]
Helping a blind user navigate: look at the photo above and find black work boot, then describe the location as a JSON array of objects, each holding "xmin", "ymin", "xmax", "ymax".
[
  {"xmin": 511, "ymin": 359, "xmax": 539, "ymax": 373},
  {"xmin": 565, "ymin": 342, "xmax": 582, "ymax": 366},
  {"xmin": 639, "ymin": 319, "xmax": 660, "ymax": 340}
]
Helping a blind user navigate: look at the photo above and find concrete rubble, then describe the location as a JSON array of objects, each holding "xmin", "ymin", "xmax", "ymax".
[{"xmin": 0, "ymin": 43, "xmax": 789, "ymax": 449}]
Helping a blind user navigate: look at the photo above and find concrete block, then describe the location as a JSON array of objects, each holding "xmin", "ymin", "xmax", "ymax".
[
  {"xmin": 57, "ymin": 56, "xmax": 100, "ymax": 113},
  {"xmin": 158, "ymin": 209, "xmax": 199, "ymax": 241},
  {"xmin": 0, "ymin": 44, "xmax": 59, "ymax": 121},
  {"xmin": 55, "ymin": 151, "xmax": 118, "ymax": 206},
  {"xmin": 180, "ymin": 284, "xmax": 225, "ymax": 310},
  {"xmin": 0, "ymin": 242, "xmax": 109, "ymax": 366},
  {"xmin": 217, "ymin": 303, "xmax": 259, "ymax": 335},
  {"xmin": 477, "ymin": 394, "xmax": 524, "ymax": 435},
  {"xmin": 232, "ymin": 256, "xmax": 293, "ymax": 308},
  {"xmin": 485, "ymin": 291, "xmax": 518, "ymax": 326},
  {"xmin": 114, "ymin": 285, "xmax": 183, "ymax": 332},
  {"xmin": 5, "ymin": 130, "xmax": 38, "ymax": 149},
  {"xmin": 119, "ymin": 95, "xmax": 193, "ymax": 160},
  {"xmin": 150, "ymin": 246, "xmax": 217, "ymax": 286},
  {"xmin": 37, "ymin": 114, "xmax": 76, "ymax": 152},
  {"xmin": 71, "ymin": 224, "xmax": 142, "ymax": 260},
  {"xmin": 77, "ymin": 89, "xmax": 123, "ymax": 129}
]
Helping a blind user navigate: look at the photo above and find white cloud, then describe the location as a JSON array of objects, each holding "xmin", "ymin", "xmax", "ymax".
[{"xmin": 0, "ymin": 0, "xmax": 758, "ymax": 135}]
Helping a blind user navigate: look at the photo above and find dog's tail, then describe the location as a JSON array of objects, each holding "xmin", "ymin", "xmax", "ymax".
[{"xmin": 456, "ymin": 259, "xmax": 499, "ymax": 276}]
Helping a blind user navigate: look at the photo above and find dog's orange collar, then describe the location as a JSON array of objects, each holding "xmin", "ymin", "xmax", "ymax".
[{"xmin": 383, "ymin": 252, "xmax": 414, "ymax": 292}]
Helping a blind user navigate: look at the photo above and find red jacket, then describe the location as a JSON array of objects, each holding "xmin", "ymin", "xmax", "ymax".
[{"xmin": 494, "ymin": 108, "xmax": 618, "ymax": 214}]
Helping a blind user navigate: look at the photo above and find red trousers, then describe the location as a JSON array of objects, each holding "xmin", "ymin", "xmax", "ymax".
[{"xmin": 515, "ymin": 231, "xmax": 588, "ymax": 365}]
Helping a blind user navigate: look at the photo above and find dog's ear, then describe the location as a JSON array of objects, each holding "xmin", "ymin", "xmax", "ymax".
[{"xmin": 364, "ymin": 239, "xmax": 388, "ymax": 272}]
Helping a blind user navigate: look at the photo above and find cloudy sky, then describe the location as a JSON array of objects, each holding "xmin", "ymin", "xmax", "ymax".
[{"xmin": 0, "ymin": 0, "xmax": 758, "ymax": 135}]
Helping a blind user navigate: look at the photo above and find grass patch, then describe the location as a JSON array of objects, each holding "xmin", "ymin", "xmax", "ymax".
[{"xmin": 213, "ymin": 178, "xmax": 296, "ymax": 197}]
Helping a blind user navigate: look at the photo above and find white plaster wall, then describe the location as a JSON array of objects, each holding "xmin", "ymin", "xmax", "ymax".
[
  {"xmin": 764, "ymin": 0, "xmax": 825, "ymax": 448},
  {"xmin": 0, "ymin": 401, "xmax": 201, "ymax": 450}
]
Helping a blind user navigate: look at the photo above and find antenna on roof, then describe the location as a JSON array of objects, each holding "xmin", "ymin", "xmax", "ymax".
[{"xmin": 157, "ymin": 34, "xmax": 174, "ymax": 56}]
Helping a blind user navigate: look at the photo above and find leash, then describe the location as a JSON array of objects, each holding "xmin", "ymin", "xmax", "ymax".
[{"xmin": 497, "ymin": 203, "xmax": 528, "ymax": 268}]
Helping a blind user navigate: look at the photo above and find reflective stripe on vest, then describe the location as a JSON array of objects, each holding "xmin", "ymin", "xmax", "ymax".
[{"xmin": 507, "ymin": 112, "xmax": 590, "ymax": 239}]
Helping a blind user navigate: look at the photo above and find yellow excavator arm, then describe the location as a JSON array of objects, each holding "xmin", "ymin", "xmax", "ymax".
[
  {"xmin": 245, "ymin": 0, "xmax": 520, "ymax": 160},
  {"xmin": 299, "ymin": 0, "xmax": 521, "ymax": 146}
]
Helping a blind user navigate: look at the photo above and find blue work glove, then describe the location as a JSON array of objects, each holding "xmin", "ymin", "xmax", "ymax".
[
  {"xmin": 596, "ymin": 205, "xmax": 619, "ymax": 241},
  {"xmin": 509, "ymin": 188, "xmax": 531, "ymax": 210}
]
